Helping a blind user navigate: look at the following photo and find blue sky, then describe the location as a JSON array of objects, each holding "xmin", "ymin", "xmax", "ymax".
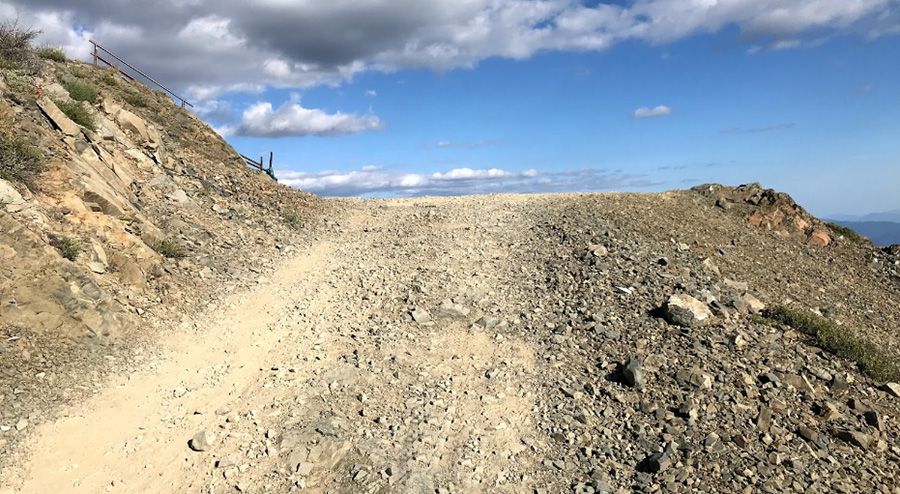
[
  {"xmin": 227, "ymin": 31, "xmax": 900, "ymax": 215},
  {"xmin": 8, "ymin": 0, "xmax": 900, "ymax": 215}
]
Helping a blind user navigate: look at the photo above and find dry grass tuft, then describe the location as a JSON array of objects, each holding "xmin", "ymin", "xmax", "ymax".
[{"xmin": 763, "ymin": 305, "xmax": 900, "ymax": 382}]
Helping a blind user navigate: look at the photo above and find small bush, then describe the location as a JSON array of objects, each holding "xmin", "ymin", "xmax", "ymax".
[
  {"xmin": 36, "ymin": 45, "xmax": 65, "ymax": 62},
  {"xmin": 50, "ymin": 235, "xmax": 81, "ymax": 261},
  {"xmin": 53, "ymin": 99, "xmax": 95, "ymax": 130},
  {"xmin": 826, "ymin": 222, "xmax": 866, "ymax": 244},
  {"xmin": 124, "ymin": 92, "xmax": 150, "ymax": 108},
  {"xmin": 100, "ymin": 72, "xmax": 119, "ymax": 87},
  {"xmin": 0, "ymin": 130, "xmax": 42, "ymax": 183},
  {"xmin": 153, "ymin": 239, "xmax": 187, "ymax": 259},
  {"xmin": 763, "ymin": 305, "xmax": 900, "ymax": 382},
  {"xmin": 62, "ymin": 77, "xmax": 98, "ymax": 103},
  {"xmin": 283, "ymin": 211, "xmax": 302, "ymax": 229},
  {"xmin": 0, "ymin": 21, "xmax": 40, "ymax": 73}
]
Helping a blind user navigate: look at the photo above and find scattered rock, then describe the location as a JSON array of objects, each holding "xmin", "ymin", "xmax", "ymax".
[
  {"xmin": 189, "ymin": 430, "xmax": 217, "ymax": 452},
  {"xmin": 622, "ymin": 358, "xmax": 645, "ymax": 389},
  {"xmin": 638, "ymin": 451, "xmax": 672, "ymax": 474},
  {"xmin": 434, "ymin": 299, "xmax": 470, "ymax": 319},
  {"xmin": 410, "ymin": 307, "xmax": 431, "ymax": 324},
  {"xmin": 661, "ymin": 294, "xmax": 712, "ymax": 327},
  {"xmin": 834, "ymin": 429, "xmax": 872, "ymax": 450},
  {"xmin": 882, "ymin": 383, "xmax": 900, "ymax": 398}
]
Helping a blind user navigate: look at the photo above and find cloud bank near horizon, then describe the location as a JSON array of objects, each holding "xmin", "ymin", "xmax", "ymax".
[{"xmin": 277, "ymin": 165, "xmax": 661, "ymax": 197}]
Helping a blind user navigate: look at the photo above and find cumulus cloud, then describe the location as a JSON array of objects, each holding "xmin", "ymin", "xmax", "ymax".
[
  {"xmin": 633, "ymin": 105, "xmax": 673, "ymax": 119},
  {"xmin": 233, "ymin": 96, "xmax": 384, "ymax": 137},
  {"xmin": 430, "ymin": 139, "xmax": 503, "ymax": 150},
  {"xmin": 277, "ymin": 165, "xmax": 659, "ymax": 197},
  {"xmin": 3, "ymin": 0, "xmax": 897, "ymax": 100}
]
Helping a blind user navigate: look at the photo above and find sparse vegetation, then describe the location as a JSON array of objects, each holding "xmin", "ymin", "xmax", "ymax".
[
  {"xmin": 124, "ymin": 91, "xmax": 150, "ymax": 108},
  {"xmin": 153, "ymin": 239, "xmax": 187, "ymax": 259},
  {"xmin": 827, "ymin": 222, "xmax": 866, "ymax": 244},
  {"xmin": 100, "ymin": 71, "xmax": 119, "ymax": 87},
  {"xmin": 49, "ymin": 234, "xmax": 81, "ymax": 261},
  {"xmin": 283, "ymin": 211, "xmax": 303, "ymax": 229},
  {"xmin": 0, "ymin": 128, "xmax": 43, "ymax": 184},
  {"xmin": 53, "ymin": 99, "xmax": 95, "ymax": 130},
  {"xmin": 762, "ymin": 305, "xmax": 900, "ymax": 382},
  {"xmin": 0, "ymin": 21, "xmax": 40, "ymax": 73},
  {"xmin": 62, "ymin": 77, "xmax": 98, "ymax": 103},
  {"xmin": 36, "ymin": 45, "xmax": 66, "ymax": 62}
]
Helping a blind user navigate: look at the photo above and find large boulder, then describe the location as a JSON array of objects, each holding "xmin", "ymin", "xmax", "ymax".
[
  {"xmin": 116, "ymin": 109, "xmax": 150, "ymax": 142},
  {"xmin": 36, "ymin": 97, "xmax": 81, "ymax": 136},
  {"xmin": 0, "ymin": 179, "xmax": 23, "ymax": 206}
]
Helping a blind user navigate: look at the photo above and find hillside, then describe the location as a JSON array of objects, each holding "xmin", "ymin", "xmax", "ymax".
[{"xmin": 3, "ymin": 40, "xmax": 900, "ymax": 494}]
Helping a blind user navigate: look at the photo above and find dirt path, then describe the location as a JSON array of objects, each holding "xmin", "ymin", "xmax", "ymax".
[{"xmin": 4, "ymin": 197, "xmax": 551, "ymax": 493}]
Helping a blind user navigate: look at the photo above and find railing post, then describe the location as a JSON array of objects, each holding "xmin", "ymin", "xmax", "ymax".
[{"xmin": 92, "ymin": 42, "xmax": 98, "ymax": 66}]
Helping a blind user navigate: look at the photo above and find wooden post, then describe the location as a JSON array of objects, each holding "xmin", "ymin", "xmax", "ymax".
[
  {"xmin": 269, "ymin": 152, "xmax": 273, "ymax": 171},
  {"xmin": 259, "ymin": 156, "xmax": 264, "ymax": 171},
  {"xmin": 92, "ymin": 42, "xmax": 98, "ymax": 66}
]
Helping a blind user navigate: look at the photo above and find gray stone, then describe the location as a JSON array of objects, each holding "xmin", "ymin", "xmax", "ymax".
[
  {"xmin": 189, "ymin": 430, "xmax": 217, "ymax": 452},
  {"xmin": 0, "ymin": 179, "xmax": 24, "ymax": 206},
  {"xmin": 622, "ymin": 358, "xmax": 645, "ymax": 389},
  {"xmin": 639, "ymin": 451, "xmax": 672, "ymax": 473},
  {"xmin": 410, "ymin": 307, "xmax": 431, "ymax": 323},
  {"xmin": 834, "ymin": 429, "xmax": 872, "ymax": 449},
  {"xmin": 435, "ymin": 299, "xmax": 470, "ymax": 319}
]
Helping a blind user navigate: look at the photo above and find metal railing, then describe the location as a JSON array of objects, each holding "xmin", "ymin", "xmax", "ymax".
[
  {"xmin": 240, "ymin": 152, "xmax": 277, "ymax": 181},
  {"xmin": 89, "ymin": 40, "xmax": 193, "ymax": 109}
]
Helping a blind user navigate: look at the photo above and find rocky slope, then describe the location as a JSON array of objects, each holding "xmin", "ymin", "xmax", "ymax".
[{"xmin": 0, "ymin": 53, "xmax": 325, "ymax": 465}]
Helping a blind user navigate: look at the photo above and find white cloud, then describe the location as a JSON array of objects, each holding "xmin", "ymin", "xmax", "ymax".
[
  {"xmin": 633, "ymin": 105, "xmax": 673, "ymax": 119},
  {"xmin": 276, "ymin": 165, "xmax": 660, "ymax": 197},
  {"xmin": 429, "ymin": 139, "xmax": 503, "ymax": 150},
  {"xmin": 4, "ymin": 0, "xmax": 896, "ymax": 100},
  {"xmin": 365, "ymin": 89, "xmax": 377, "ymax": 97},
  {"xmin": 771, "ymin": 38, "xmax": 802, "ymax": 50},
  {"xmin": 235, "ymin": 97, "xmax": 384, "ymax": 137}
]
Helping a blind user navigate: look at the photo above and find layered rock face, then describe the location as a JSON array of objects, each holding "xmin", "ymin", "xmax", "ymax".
[{"xmin": 1, "ymin": 60, "xmax": 322, "ymax": 343}]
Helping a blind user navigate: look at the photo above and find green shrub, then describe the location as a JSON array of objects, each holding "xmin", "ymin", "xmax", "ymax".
[
  {"xmin": 763, "ymin": 305, "xmax": 900, "ymax": 382},
  {"xmin": 53, "ymin": 99, "xmax": 95, "ymax": 130},
  {"xmin": 0, "ymin": 130, "xmax": 42, "ymax": 183},
  {"xmin": 124, "ymin": 92, "xmax": 150, "ymax": 108},
  {"xmin": 153, "ymin": 239, "xmax": 187, "ymax": 258},
  {"xmin": 50, "ymin": 235, "xmax": 81, "ymax": 261},
  {"xmin": 36, "ymin": 45, "xmax": 65, "ymax": 62},
  {"xmin": 283, "ymin": 211, "xmax": 302, "ymax": 229},
  {"xmin": 62, "ymin": 77, "xmax": 98, "ymax": 103},
  {"xmin": 826, "ymin": 222, "xmax": 866, "ymax": 244},
  {"xmin": 100, "ymin": 72, "xmax": 119, "ymax": 87},
  {"xmin": 0, "ymin": 21, "xmax": 40, "ymax": 73}
]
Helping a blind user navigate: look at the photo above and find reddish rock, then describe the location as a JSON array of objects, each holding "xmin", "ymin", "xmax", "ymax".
[
  {"xmin": 807, "ymin": 229, "xmax": 832, "ymax": 248},
  {"xmin": 747, "ymin": 211, "xmax": 765, "ymax": 227}
]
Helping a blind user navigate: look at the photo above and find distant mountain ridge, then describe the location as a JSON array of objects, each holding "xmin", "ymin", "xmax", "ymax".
[
  {"xmin": 827, "ymin": 219, "xmax": 900, "ymax": 246},
  {"xmin": 829, "ymin": 209, "xmax": 900, "ymax": 223}
]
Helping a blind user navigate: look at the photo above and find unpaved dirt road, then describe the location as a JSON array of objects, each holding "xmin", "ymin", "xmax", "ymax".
[
  {"xmin": 4, "ymin": 192, "xmax": 900, "ymax": 494},
  {"xmin": 5, "ymin": 197, "xmax": 554, "ymax": 493}
]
